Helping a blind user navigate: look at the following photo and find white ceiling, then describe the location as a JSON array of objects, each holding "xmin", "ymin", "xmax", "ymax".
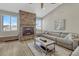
[{"xmin": 0, "ymin": 3, "xmax": 61, "ymax": 18}]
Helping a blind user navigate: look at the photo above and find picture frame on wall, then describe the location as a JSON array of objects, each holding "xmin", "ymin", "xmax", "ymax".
[{"xmin": 54, "ymin": 19, "xmax": 65, "ymax": 30}]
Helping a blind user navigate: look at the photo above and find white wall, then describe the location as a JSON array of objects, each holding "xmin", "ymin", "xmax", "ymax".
[
  {"xmin": 0, "ymin": 10, "xmax": 20, "ymax": 37},
  {"xmin": 42, "ymin": 3, "xmax": 79, "ymax": 34}
]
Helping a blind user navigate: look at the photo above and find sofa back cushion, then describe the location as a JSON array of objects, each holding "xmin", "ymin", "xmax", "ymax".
[
  {"xmin": 49, "ymin": 32, "xmax": 60, "ymax": 37},
  {"xmin": 71, "ymin": 33, "xmax": 79, "ymax": 39},
  {"xmin": 60, "ymin": 33, "xmax": 69, "ymax": 38},
  {"xmin": 48, "ymin": 32, "xmax": 68, "ymax": 38}
]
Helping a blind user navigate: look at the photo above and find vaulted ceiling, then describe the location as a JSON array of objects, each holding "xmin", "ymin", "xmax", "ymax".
[{"xmin": 0, "ymin": 3, "xmax": 62, "ymax": 18}]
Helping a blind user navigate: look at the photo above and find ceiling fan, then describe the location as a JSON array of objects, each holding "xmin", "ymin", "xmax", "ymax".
[
  {"xmin": 28, "ymin": 3, "xmax": 56, "ymax": 9},
  {"xmin": 41, "ymin": 3, "xmax": 56, "ymax": 9}
]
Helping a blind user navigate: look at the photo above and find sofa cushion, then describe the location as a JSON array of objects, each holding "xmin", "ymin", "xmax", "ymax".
[
  {"xmin": 60, "ymin": 33, "xmax": 69, "ymax": 38},
  {"xmin": 42, "ymin": 34, "xmax": 56, "ymax": 41},
  {"xmin": 72, "ymin": 33, "xmax": 79, "ymax": 39},
  {"xmin": 48, "ymin": 32, "xmax": 60, "ymax": 37},
  {"xmin": 56, "ymin": 37, "xmax": 73, "ymax": 45},
  {"xmin": 64, "ymin": 34, "xmax": 73, "ymax": 45}
]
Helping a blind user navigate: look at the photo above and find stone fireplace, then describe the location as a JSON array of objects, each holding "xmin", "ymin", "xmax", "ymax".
[{"xmin": 19, "ymin": 10, "xmax": 36, "ymax": 41}]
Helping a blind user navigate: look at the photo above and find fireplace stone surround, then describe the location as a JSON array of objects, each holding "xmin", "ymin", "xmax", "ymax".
[{"xmin": 19, "ymin": 10, "xmax": 36, "ymax": 41}]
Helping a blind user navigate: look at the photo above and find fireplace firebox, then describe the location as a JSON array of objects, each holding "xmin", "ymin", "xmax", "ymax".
[{"xmin": 22, "ymin": 27, "xmax": 34, "ymax": 36}]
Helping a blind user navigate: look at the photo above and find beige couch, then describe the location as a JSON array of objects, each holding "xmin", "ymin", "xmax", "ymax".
[{"xmin": 38, "ymin": 31, "xmax": 79, "ymax": 50}]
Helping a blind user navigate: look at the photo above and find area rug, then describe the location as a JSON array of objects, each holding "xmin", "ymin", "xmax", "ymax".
[{"xmin": 28, "ymin": 42, "xmax": 72, "ymax": 56}]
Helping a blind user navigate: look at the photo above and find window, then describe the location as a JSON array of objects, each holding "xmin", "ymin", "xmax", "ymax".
[
  {"xmin": 11, "ymin": 16, "xmax": 17, "ymax": 31},
  {"xmin": 36, "ymin": 18, "xmax": 42, "ymax": 30},
  {"xmin": 2, "ymin": 15, "xmax": 17, "ymax": 31},
  {"xmin": 3, "ymin": 16, "xmax": 10, "ymax": 31}
]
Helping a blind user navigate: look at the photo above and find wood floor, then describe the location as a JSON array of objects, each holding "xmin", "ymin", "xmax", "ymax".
[
  {"xmin": 0, "ymin": 39, "xmax": 72, "ymax": 56},
  {"xmin": 0, "ymin": 40, "xmax": 34, "ymax": 56}
]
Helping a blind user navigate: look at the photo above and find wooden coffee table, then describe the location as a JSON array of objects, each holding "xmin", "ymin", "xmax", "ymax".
[{"xmin": 34, "ymin": 37, "xmax": 56, "ymax": 55}]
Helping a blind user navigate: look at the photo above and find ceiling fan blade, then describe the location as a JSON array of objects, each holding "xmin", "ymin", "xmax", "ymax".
[{"xmin": 41, "ymin": 3, "xmax": 43, "ymax": 9}]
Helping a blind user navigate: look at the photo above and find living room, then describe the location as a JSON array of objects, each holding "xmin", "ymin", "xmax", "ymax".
[
  {"xmin": 0, "ymin": 3, "xmax": 79, "ymax": 56},
  {"xmin": 34, "ymin": 3, "xmax": 79, "ymax": 56}
]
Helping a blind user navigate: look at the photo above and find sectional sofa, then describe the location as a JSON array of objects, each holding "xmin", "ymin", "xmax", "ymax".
[{"xmin": 36, "ymin": 31, "xmax": 79, "ymax": 50}]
